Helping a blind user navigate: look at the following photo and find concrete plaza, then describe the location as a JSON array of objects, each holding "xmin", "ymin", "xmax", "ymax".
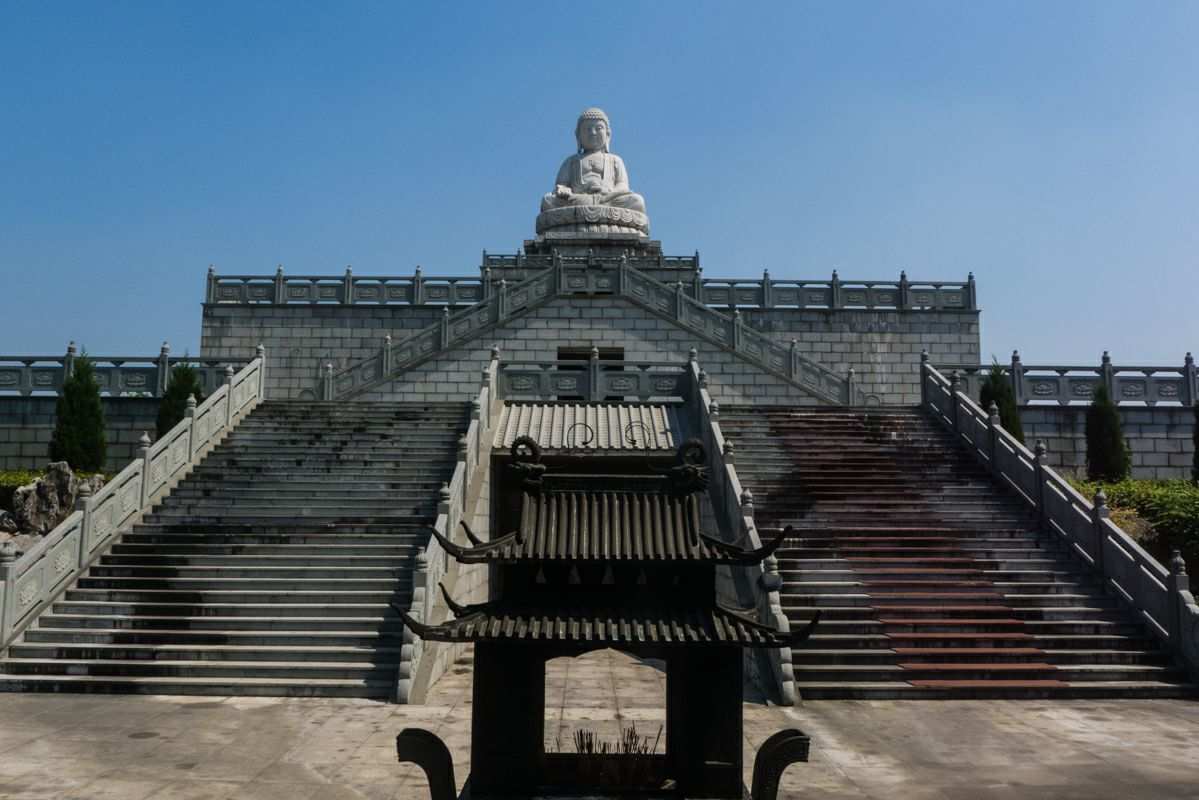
[{"xmin": 0, "ymin": 651, "xmax": 1197, "ymax": 799}]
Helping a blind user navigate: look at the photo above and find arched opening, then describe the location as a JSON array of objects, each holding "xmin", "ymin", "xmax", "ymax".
[{"xmin": 543, "ymin": 648, "xmax": 667, "ymax": 754}]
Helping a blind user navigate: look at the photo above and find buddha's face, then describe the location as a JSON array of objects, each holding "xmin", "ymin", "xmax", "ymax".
[{"xmin": 577, "ymin": 119, "xmax": 610, "ymax": 153}]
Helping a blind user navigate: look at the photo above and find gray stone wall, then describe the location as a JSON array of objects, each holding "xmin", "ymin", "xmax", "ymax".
[
  {"xmin": 1020, "ymin": 406, "xmax": 1196, "ymax": 480},
  {"xmin": 0, "ymin": 397, "xmax": 161, "ymax": 473},
  {"xmin": 201, "ymin": 300, "xmax": 977, "ymax": 405}
]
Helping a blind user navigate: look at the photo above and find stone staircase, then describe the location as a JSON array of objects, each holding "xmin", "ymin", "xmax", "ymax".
[
  {"xmin": 0, "ymin": 401, "xmax": 467, "ymax": 697},
  {"xmin": 719, "ymin": 406, "xmax": 1195, "ymax": 700}
]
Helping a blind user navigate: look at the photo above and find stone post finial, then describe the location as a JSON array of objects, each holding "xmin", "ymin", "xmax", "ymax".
[
  {"xmin": 1034, "ymin": 439, "xmax": 1047, "ymax": 459},
  {"xmin": 208, "ymin": 264, "xmax": 215, "ymax": 277},
  {"xmin": 950, "ymin": 370, "xmax": 961, "ymax": 391},
  {"xmin": 723, "ymin": 437, "xmax": 734, "ymax": 463},
  {"xmin": 256, "ymin": 343, "xmax": 266, "ymax": 360},
  {"xmin": 709, "ymin": 401, "xmax": 720, "ymax": 419},
  {"xmin": 160, "ymin": 341, "xmax": 170, "ymax": 357},
  {"xmin": 67, "ymin": 341, "xmax": 77, "ymax": 356},
  {"xmin": 1093, "ymin": 488, "xmax": 1109, "ymax": 519},
  {"xmin": 590, "ymin": 345, "xmax": 599, "ymax": 360},
  {"xmin": 439, "ymin": 482, "xmax": 452, "ymax": 506},
  {"xmin": 698, "ymin": 369, "xmax": 708, "ymax": 388},
  {"xmin": 688, "ymin": 347, "xmax": 697, "ymax": 363},
  {"xmin": 74, "ymin": 481, "xmax": 92, "ymax": 512},
  {"xmin": 1102, "ymin": 350, "xmax": 1111, "ymax": 365},
  {"xmin": 1186, "ymin": 352, "xmax": 1194, "ymax": 366},
  {"xmin": 920, "ymin": 349, "xmax": 929, "ymax": 363},
  {"xmin": 490, "ymin": 344, "xmax": 500, "ymax": 361},
  {"xmin": 225, "ymin": 365, "xmax": 235, "ymax": 382},
  {"xmin": 900, "ymin": 269, "xmax": 907, "ymax": 280},
  {"xmin": 138, "ymin": 432, "xmax": 152, "ymax": 455},
  {"xmin": 1170, "ymin": 549, "xmax": 1188, "ymax": 576},
  {"xmin": 988, "ymin": 401, "xmax": 1001, "ymax": 424},
  {"xmin": 0, "ymin": 540, "xmax": 17, "ymax": 564},
  {"xmin": 276, "ymin": 264, "xmax": 284, "ymax": 277},
  {"xmin": 740, "ymin": 489, "xmax": 754, "ymax": 514},
  {"xmin": 185, "ymin": 395, "xmax": 197, "ymax": 416},
  {"xmin": 1012, "ymin": 349, "xmax": 1021, "ymax": 363}
]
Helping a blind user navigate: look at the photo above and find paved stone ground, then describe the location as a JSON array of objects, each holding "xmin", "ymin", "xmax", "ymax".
[{"xmin": 0, "ymin": 650, "xmax": 1197, "ymax": 799}]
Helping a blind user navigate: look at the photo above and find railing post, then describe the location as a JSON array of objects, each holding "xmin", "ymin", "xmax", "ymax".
[
  {"xmin": 274, "ymin": 264, "xmax": 285, "ymax": 305},
  {"xmin": 899, "ymin": 271, "xmax": 911, "ymax": 311},
  {"xmin": 1010, "ymin": 350, "xmax": 1024, "ymax": 406},
  {"xmin": 1168, "ymin": 550, "xmax": 1188, "ymax": 651},
  {"xmin": 138, "ymin": 432, "xmax": 153, "ymax": 507},
  {"xmin": 440, "ymin": 308, "xmax": 450, "ymax": 349},
  {"xmin": 498, "ymin": 280, "xmax": 509, "ymax": 321},
  {"xmin": 966, "ymin": 272, "xmax": 977, "ymax": 310},
  {"xmin": 223, "ymin": 365, "xmax": 235, "ymax": 427},
  {"xmin": 206, "ymin": 265, "xmax": 216, "ymax": 304},
  {"xmin": 831, "ymin": 270, "xmax": 842, "ymax": 310},
  {"xmin": 733, "ymin": 310, "xmax": 743, "ymax": 353},
  {"xmin": 790, "ymin": 339, "xmax": 799, "ymax": 382},
  {"xmin": 1101, "ymin": 351, "xmax": 1115, "ymax": 399},
  {"xmin": 321, "ymin": 363, "xmax": 334, "ymax": 402},
  {"xmin": 64, "ymin": 341, "xmax": 76, "ymax": 381},
  {"xmin": 0, "ymin": 541, "xmax": 17, "ymax": 644},
  {"xmin": 693, "ymin": 266, "xmax": 703, "ymax": 303},
  {"xmin": 413, "ymin": 266, "xmax": 424, "ymax": 306},
  {"xmin": 919, "ymin": 350, "xmax": 929, "ymax": 408},
  {"xmin": 382, "ymin": 334, "xmax": 393, "ymax": 377},
  {"xmin": 987, "ymin": 401, "xmax": 1001, "ymax": 470},
  {"xmin": 256, "ymin": 344, "xmax": 267, "ymax": 400},
  {"xmin": 1092, "ymin": 488, "xmax": 1109, "ymax": 575},
  {"xmin": 184, "ymin": 395, "xmax": 197, "ymax": 459},
  {"xmin": 675, "ymin": 281, "xmax": 684, "ymax": 320},
  {"xmin": 342, "ymin": 266, "xmax": 353, "ymax": 305},
  {"xmin": 73, "ymin": 482, "xmax": 93, "ymax": 568},
  {"xmin": 723, "ymin": 438, "xmax": 735, "ymax": 465},
  {"xmin": 761, "ymin": 269, "xmax": 772, "ymax": 309},
  {"xmin": 156, "ymin": 341, "xmax": 171, "ymax": 397},
  {"xmin": 589, "ymin": 346, "xmax": 600, "ymax": 403},
  {"xmin": 740, "ymin": 489, "xmax": 754, "ymax": 520},
  {"xmin": 482, "ymin": 267, "xmax": 492, "ymax": 299},
  {"xmin": 616, "ymin": 253, "xmax": 626, "ymax": 296},
  {"xmin": 1183, "ymin": 352, "xmax": 1195, "ymax": 408},
  {"xmin": 1033, "ymin": 440, "xmax": 1048, "ymax": 534},
  {"xmin": 845, "ymin": 367, "xmax": 856, "ymax": 408},
  {"xmin": 950, "ymin": 371, "xmax": 961, "ymax": 433}
]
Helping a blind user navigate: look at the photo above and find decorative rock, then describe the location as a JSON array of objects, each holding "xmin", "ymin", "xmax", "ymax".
[{"xmin": 0, "ymin": 510, "xmax": 17, "ymax": 533}]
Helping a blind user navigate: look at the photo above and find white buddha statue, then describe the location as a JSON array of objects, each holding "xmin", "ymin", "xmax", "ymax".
[{"xmin": 536, "ymin": 108, "xmax": 649, "ymax": 238}]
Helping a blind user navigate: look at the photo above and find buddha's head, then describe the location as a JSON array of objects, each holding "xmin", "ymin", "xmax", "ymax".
[{"xmin": 575, "ymin": 107, "xmax": 611, "ymax": 154}]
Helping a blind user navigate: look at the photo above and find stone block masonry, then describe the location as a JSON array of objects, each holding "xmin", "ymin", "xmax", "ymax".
[
  {"xmin": 1020, "ymin": 406, "xmax": 1196, "ymax": 480},
  {"xmin": 0, "ymin": 397, "xmax": 160, "ymax": 473},
  {"xmin": 201, "ymin": 300, "xmax": 978, "ymax": 405}
]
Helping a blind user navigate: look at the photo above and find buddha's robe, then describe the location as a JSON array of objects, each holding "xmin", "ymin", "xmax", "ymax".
[{"xmin": 540, "ymin": 151, "xmax": 646, "ymax": 213}]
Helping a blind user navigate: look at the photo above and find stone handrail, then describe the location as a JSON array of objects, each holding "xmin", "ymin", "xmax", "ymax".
[
  {"xmin": 397, "ymin": 353, "xmax": 499, "ymax": 702},
  {"xmin": 0, "ymin": 350, "xmax": 267, "ymax": 649},
  {"xmin": 939, "ymin": 350, "xmax": 1197, "ymax": 407},
  {"xmin": 496, "ymin": 356, "xmax": 691, "ymax": 403},
  {"xmin": 207, "ymin": 262, "xmax": 977, "ymax": 312},
  {"xmin": 921, "ymin": 357, "xmax": 1198, "ymax": 677},
  {"xmin": 0, "ymin": 342, "xmax": 245, "ymax": 398},
  {"xmin": 688, "ymin": 356, "xmax": 798, "ymax": 705},
  {"xmin": 324, "ymin": 258, "xmax": 863, "ymax": 406}
]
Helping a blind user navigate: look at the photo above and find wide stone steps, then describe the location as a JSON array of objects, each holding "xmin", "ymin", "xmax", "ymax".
[
  {"xmin": 720, "ymin": 405, "xmax": 1194, "ymax": 700},
  {"xmin": 0, "ymin": 400, "xmax": 466, "ymax": 698}
]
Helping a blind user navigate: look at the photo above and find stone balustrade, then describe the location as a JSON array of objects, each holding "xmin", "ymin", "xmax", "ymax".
[
  {"xmin": 399, "ymin": 353, "xmax": 499, "ymax": 703},
  {"xmin": 0, "ymin": 351, "xmax": 266, "ymax": 648},
  {"xmin": 320, "ymin": 258, "xmax": 862, "ymax": 407},
  {"xmin": 0, "ymin": 342, "xmax": 245, "ymax": 398},
  {"xmin": 941, "ymin": 351, "xmax": 1198, "ymax": 407},
  {"xmin": 921, "ymin": 357, "xmax": 1199, "ymax": 679},
  {"xmin": 496, "ymin": 354, "xmax": 692, "ymax": 403},
  {"xmin": 206, "ymin": 262, "xmax": 977, "ymax": 312}
]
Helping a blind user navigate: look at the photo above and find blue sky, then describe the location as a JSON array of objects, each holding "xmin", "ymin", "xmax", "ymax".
[{"xmin": 1, "ymin": 2, "xmax": 1195, "ymax": 367}]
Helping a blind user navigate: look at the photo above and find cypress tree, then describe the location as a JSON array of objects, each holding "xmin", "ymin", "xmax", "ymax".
[
  {"xmin": 1192, "ymin": 402, "xmax": 1198, "ymax": 485},
  {"xmin": 49, "ymin": 355, "xmax": 106, "ymax": 471},
  {"xmin": 979, "ymin": 359, "xmax": 1024, "ymax": 443},
  {"xmin": 1086, "ymin": 383, "xmax": 1131, "ymax": 482},
  {"xmin": 156, "ymin": 363, "xmax": 205, "ymax": 437}
]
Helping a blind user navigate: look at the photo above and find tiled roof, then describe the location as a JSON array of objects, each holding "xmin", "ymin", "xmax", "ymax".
[
  {"xmin": 493, "ymin": 402, "xmax": 684, "ymax": 452},
  {"xmin": 404, "ymin": 602, "xmax": 810, "ymax": 648}
]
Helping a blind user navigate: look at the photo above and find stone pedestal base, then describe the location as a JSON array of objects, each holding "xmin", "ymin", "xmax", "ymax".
[{"xmin": 535, "ymin": 205, "xmax": 650, "ymax": 238}]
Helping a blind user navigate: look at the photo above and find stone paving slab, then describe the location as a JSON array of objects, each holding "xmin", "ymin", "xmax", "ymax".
[{"xmin": 0, "ymin": 650, "xmax": 1197, "ymax": 799}]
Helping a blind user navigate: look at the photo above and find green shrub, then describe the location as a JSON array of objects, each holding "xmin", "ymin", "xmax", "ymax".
[
  {"xmin": 0, "ymin": 469, "xmax": 42, "ymax": 512},
  {"xmin": 1085, "ymin": 383, "xmax": 1130, "ymax": 482},
  {"xmin": 156, "ymin": 363, "xmax": 205, "ymax": 437},
  {"xmin": 48, "ymin": 355, "xmax": 106, "ymax": 472},
  {"xmin": 1074, "ymin": 478, "xmax": 1199, "ymax": 568},
  {"xmin": 979, "ymin": 359, "xmax": 1024, "ymax": 443}
]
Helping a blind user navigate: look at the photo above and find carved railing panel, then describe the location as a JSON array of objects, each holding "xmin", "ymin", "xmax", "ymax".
[
  {"xmin": 0, "ymin": 346, "xmax": 244, "ymax": 398},
  {"xmin": 0, "ymin": 352, "xmax": 266, "ymax": 649},
  {"xmin": 497, "ymin": 359, "xmax": 690, "ymax": 403}
]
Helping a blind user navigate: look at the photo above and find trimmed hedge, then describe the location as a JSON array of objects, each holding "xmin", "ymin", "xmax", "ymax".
[
  {"xmin": 49, "ymin": 355, "xmax": 106, "ymax": 472},
  {"xmin": 0, "ymin": 469, "xmax": 42, "ymax": 513},
  {"xmin": 1074, "ymin": 478, "xmax": 1199, "ymax": 568},
  {"xmin": 1085, "ymin": 383, "xmax": 1130, "ymax": 482},
  {"xmin": 979, "ymin": 360, "xmax": 1024, "ymax": 443}
]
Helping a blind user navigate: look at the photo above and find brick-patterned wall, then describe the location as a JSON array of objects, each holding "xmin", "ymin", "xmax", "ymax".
[
  {"xmin": 202, "ymin": 298, "xmax": 977, "ymax": 406},
  {"xmin": 0, "ymin": 397, "xmax": 160, "ymax": 473},
  {"xmin": 1020, "ymin": 406, "xmax": 1196, "ymax": 480}
]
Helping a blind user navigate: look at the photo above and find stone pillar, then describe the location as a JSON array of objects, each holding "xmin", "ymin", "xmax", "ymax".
[
  {"xmin": 138, "ymin": 432, "xmax": 153, "ymax": 507},
  {"xmin": 1101, "ymin": 351, "xmax": 1115, "ymax": 398},
  {"xmin": 899, "ymin": 270, "xmax": 911, "ymax": 311},
  {"xmin": 273, "ymin": 265, "xmax": 285, "ymax": 305},
  {"xmin": 156, "ymin": 341, "xmax": 171, "ymax": 397},
  {"xmin": 1010, "ymin": 350, "xmax": 1025, "ymax": 406},
  {"xmin": 1091, "ymin": 488, "xmax": 1109, "ymax": 574},
  {"xmin": 1183, "ymin": 352, "xmax": 1196, "ymax": 408},
  {"xmin": 342, "ymin": 266, "xmax": 354, "ymax": 305},
  {"xmin": 224, "ymin": 365, "xmax": 235, "ymax": 427},
  {"xmin": 413, "ymin": 266, "xmax": 424, "ymax": 306}
]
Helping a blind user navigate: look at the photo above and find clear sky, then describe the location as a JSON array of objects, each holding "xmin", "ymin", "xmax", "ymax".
[{"xmin": 2, "ymin": 2, "xmax": 1195, "ymax": 366}]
